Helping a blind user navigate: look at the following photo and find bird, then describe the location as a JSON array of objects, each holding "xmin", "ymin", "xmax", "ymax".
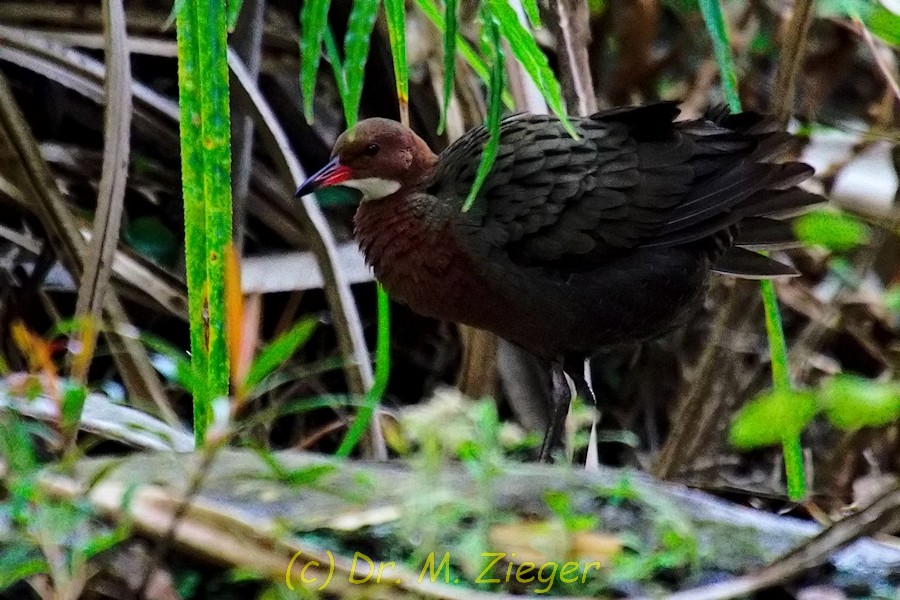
[{"xmin": 295, "ymin": 101, "xmax": 824, "ymax": 458}]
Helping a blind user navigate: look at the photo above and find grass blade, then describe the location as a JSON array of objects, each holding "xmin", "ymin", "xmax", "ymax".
[
  {"xmin": 175, "ymin": 0, "xmax": 209, "ymax": 442},
  {"xmin": 521, "ymin": 0, "xmax": 541, "ymax": 27},
  {"xmin": 337, "ymin": 282, "xmax": 390, "ymax": 456},
  {"xmin": 463, "ymin": 8, "xmax": 504, "ymax": 212},
  {"xmin": 438, "ymin": 0, "xmax": 458, "ymax": 134},
  {"xmin": 77, "ymin": 0, "xmax": 132, "ymax": 336},
  {"xmin": 699, "ymin": 0, "xmax": 805, "ymax": 500},
  {"xmin": 413, "ymin": 0, "xmax": 488, "ymax": 82},
  {"xmin": 244, "ymin": 318, "xmax": 318, "ymax": 391},
  {"xmin": 197, "ymin": 0, "xmax": 233, "ymax": 422},
  {"xmin": 383, "ymin": 0, "xmax": 409, "ymax": 124},
  {"xmin": 176, "ymin": 0, "xmax": 234, "ymax": 443},
  {"xmin": 299, "ymin": 0, "xmax": 330, "ymax": 122},
  {"xmin": 487, "ymin": 0, "xmax": 575, "ymax": 137},
  {"xmin": 226, "ymin": 0, "xmax": 244, "ymax": 32},
  {"xmin": 323, "ymin": 25, "xmax": 348, "ymax": 106},
  {"xmin": 343, "ymin": 0, "xmax": 380, "ymax": 126},
  {"xmin": 697, "ymin": 0, "xmax": 740, "ymax": 111}
]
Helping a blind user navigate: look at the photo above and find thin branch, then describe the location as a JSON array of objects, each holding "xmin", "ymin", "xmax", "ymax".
[
  {"xmin": 76, "ymin": 0, "xmax": 132, "ymax": 338},
  {"xmin": 669, "ymin": 484, "xmax": 900, "ymax": 600},
  {"xmin": 770, "ymin": 0, "xmax": 815, "ymax": 124},
  {"xmin": 0, "ymin": 68, "xmax": 178, "ymax": 427},
  {"xmin": 554, "ymin": 0, "xmax": 597, "ymax": 116}
]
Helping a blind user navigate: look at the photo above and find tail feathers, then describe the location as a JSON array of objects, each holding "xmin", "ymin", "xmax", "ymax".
[
  {"xmin": 736, "ymin": 187, "xmax": 824, "ymax": 219},
  {"xmin": 655, "ymin": 162, "xmax": 813, "ymax": 239},
  {"xmin": 734, "ymin": 217, "xmax": 802, "ymax": 251},
  {"xmin": 712, "ymin": 247, "xmax": 798, "ymax": 279}
]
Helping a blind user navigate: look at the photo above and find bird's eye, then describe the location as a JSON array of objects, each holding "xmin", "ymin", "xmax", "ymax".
[{"xmin": 364, "ymin": 143, "xmax": 380, "ymax": 157}]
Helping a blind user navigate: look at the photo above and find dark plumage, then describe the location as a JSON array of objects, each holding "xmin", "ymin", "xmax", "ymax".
[{"xmin": 296, "ymin": 101, "xmax": 825, "ymax": 455}]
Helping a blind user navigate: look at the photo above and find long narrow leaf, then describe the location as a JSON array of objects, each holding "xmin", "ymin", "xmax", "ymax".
[
  {"xmin": 383, "ymin": 0, "xmax": 409, "ymax": 123},
  {"xmin": 176, "ymin": 0, "xmax": 234, "ymax": 443},
  {"xmin": 487, "ymin": 0, "xmax": 575, "ymax": 137},
  {"xmin": 226, "ymin": 0, "xmax": 244, "ymax": 32},
  {"xmin": 299, "ymin": 0, "xmax": 331, "ymax": 122},
  {"xmin": 244, "ymin": 318, "xmax": 318, "ymax": 391},
  {"xmin": 697, "ymin": 0, "xmax": 740, "ymax": 111},
  {"xmin": 323, "ymin": 26, "xmax": 348, "ymax": 106},
  {"xmin": 343, "ymin": 0, "xmax": 380, "ymax": 127},
  {"xmin": 521, "ymin": 0, "xmax": 541, "ymax": 27},
  {"xmin": 337, "ymin": 282, "xmax": 390, "ymax": 456},
  {"xmin": 463, "ymin": 10, "xmax": 504, "ymax": 212},
  {"xmin": 437, "ymin": 0, "xmax": 459, "ymax": 134},
  {"xmin": 175, "ymin": 0, "xmax": 210, "ymax": 442},
  {"xmin": 699, "ymin": 0, "xmax": 805, "ymax": 500},
  {"xmin": 197, "ymin": 0, "xmax": 233, "ymax": 414},
  {"xmin": 414, "ymin": 0, "xmax": 514, "ymax": 108}
]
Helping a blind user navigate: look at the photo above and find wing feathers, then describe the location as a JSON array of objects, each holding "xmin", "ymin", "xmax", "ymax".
[{"xmin": 440, "ymin": 104, "xmax": 824, "ymax": 277}]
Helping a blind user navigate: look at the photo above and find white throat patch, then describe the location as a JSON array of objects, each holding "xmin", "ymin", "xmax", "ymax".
[{"xmin": 342, "ymin": 177, "xmax": 401, "ymax": 201}]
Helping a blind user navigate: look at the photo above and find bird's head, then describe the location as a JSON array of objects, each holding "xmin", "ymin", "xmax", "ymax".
[{"xmin": 295, "ymin": 118, "xmax": 436, "ymax": 201}]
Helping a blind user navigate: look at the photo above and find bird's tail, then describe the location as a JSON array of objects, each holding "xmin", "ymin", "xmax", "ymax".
[{"xmin": 705, "ymin": 108, "xmax": 825, "ymax": 278}]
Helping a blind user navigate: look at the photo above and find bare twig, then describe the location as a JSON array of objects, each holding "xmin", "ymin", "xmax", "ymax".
[
  {"xmin": 654, "ymin": 282, "xmax": 761, "ymax": 478},
  {"xmin": 669, "ymin": 484, "xmax": 900, "ymax": 600},
  {"xmin": 229, "ymin": 0, "xmax": 266, "ymax": 251},
  {"xmin": 0, "ymin": 70, "xmax": 178, "ymax": 427},
  {"xmin": 76, "ymin": 0, "xmax": 132, "ymax": 340},
  {"xmin": 0, "ymin": 374, "xmax": 193, "ymax": 451},
  {"xmin": 770, "ymin": 0, "xmax": 815, "ymax": 124},
  {"xmin": 554, "ymin": 0, "xmax": 597, "ymax": 116}
]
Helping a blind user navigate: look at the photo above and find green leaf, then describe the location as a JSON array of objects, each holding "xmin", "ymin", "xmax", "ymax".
[
  {"xmin": 163, "ymin": 0, "xmax": 187, "ymax": 30},
  {"xmin": 0, "ymin": 545, "xmax": 47, "ymax": 590},
  {"xmin": 462, "ymin": 10, "xmax": 504, "ymax": 212},
  {"xmin": 323, "ymin": 25, "xmax": 349, "ymax": 103},
  {"xmin": 342, "ymin": 0, "xmax": 381, "ymax": 127},
  {"xmin": 123, "ymin": 216, "xmax": 178, "ymax": 268},
  {"xmin": 383, "ymin": 0, "xmax": 409, "ymax": 110},
  {"xmin": 821, "ymin": 375, "xmax": 900, "ymax": 430},
  {"xmin": 816, "ymin": 0, "xmax": 900, "ymax": 47},
  {"xmin": 140, "ymin": 332, "xmax": 198, "ymax": 392},
  {"xmin": 868, "ymin": 4, "xmax": 900, "ymax": 47},
  {"xmin": 438, "ymin": 0, "xmax": 459, "ymax": 134},
  {"xmin": 0, "ymin": 416, "xmax": 38, "ymax": 476},
  {"xmin": 314, "ymin": 185, "xmax": 360, "ymax": 207},
  {"xmin": 794, "ymin": 210, "xmax": 871, "ymax": 251},
  {"xmin": 521, "ymin": 0, "xmax": 541, "ymax": 27},
  {"xmin": 729, "ymin": 389, "xmax": 819, "ymax": 450},
  {"xmin": 698, "ymin": 0, "xmax": 741, "ymax": 111},
  {"xmin": 60, "ymin": 381, "xmax": 88, "ymax": 439},
  {"xmin": 258, "ymin": 451, "xmax": 337, "ymax": 486},
  {"xmin": 299, "ymin": 0, "xmax": 331, "ymax": 122},
  {"xmin": 487, "ymin": 0, "xmax": 576, "ymax": 136},
  {"xmin": 244, "ymin": 318, "xmax": 318, "ymax": 391},
  {"xmin": 884, "ymin": 285, "xmax": 900, "ymax": 313},
  {"xmin": 413, "ymin": 0, "xmax": 505, "ymax": 106},
  {"xmin": 816, "ymin": 0, "xmax": 870, "ymax": 19},
  {"xmin": 176, "ymin": 0, "xmax": 234, "ymax": 444},
  {"xmin": 226, "ymin": 0, "xmax": 244, "ymax": 32},
  {"xmin": 588, "ymin": 0, "xmax": 606, "ymax": 16},
  {"xmin": 336, "ymin": 283, "xmax": 391, "ymax": 456}
]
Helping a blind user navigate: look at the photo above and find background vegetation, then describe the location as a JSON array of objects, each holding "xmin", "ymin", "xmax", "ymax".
[{"xmin": 0, "ymin": 0, "xmax": 898, "ymax": 598}]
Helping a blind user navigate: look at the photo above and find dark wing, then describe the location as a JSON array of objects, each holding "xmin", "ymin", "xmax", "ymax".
[{"xmin": 432, "ymin": 102, "xmax": 822, "ymax": 276}]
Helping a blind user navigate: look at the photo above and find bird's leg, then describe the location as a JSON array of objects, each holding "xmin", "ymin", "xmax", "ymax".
[
  {"xmin": 538, "ymin": 360, "xmax": 571, "ymax": 462},
  {"xmin": 562, "ymin": 355, "xmax": 600, "ymax": 470}
]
